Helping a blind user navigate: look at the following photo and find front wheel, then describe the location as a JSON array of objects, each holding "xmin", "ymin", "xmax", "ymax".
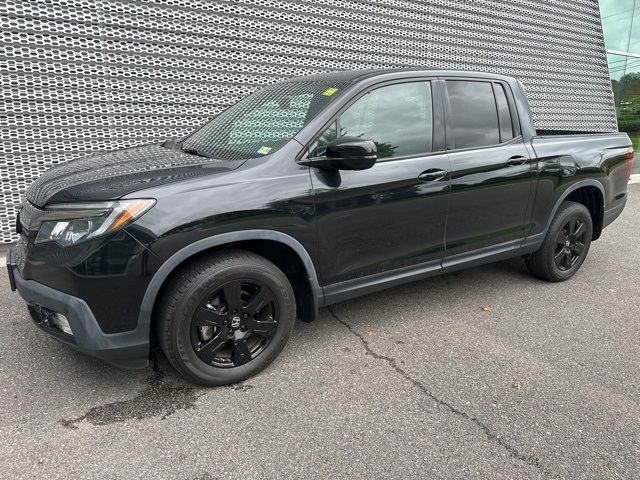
[
  {"xmin": 525, "ymin": 201, "xmax": 593, "ymax": 282},
  {"xmin": 157, "ymin": 250, "xmax": 296, "ymax": 386}
]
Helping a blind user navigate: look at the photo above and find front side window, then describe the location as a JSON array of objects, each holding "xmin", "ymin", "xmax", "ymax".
[
  {"xmin": 446, "ymin": 80, "xmax": 500, "ymax": 149},
  {"xmin": 310, "ymin": 120, "xmax": 338, "ymax": 157},
  {"xmin": 330, "ymin": 81, "xmax": 434, "ymax": 160},
  {"xmin": 183, "ymin": 81, "xmax": 348, "ymax": 160}
]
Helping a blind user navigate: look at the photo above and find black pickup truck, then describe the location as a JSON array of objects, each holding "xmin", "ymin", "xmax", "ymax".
[{"xmin": 7, "ymin": 69, "xmax": 633, "ymax": 385}]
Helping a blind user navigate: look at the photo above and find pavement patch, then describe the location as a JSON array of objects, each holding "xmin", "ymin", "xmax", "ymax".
[{"xmin": 60, "ymin": 364, "xmax": 201, "ymax": 429}]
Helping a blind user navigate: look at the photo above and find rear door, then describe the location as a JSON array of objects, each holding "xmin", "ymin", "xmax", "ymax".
[
  {"xmin": 441, "ymin": 78, "xmax": 535, "ymax": 259},
  {"xmin": 309, "ymin": 79, "xmax": 451, "ymax": 287}
]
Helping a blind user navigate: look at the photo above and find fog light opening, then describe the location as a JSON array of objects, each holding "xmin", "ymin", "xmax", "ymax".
[{"xmin": 52, "ymin": 313, "xmax": 73, "ymax": 336}]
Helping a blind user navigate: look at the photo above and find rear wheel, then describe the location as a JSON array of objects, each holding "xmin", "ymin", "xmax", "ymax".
[
  {"xmin": 157, "ymin": 250, "xmax": 296, "ymax": 386},
  {"xmin": 525, "ymin": 201, "xmax": 593, "ymax": 282}
]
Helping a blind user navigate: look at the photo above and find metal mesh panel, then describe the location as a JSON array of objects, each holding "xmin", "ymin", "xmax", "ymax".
[{"xmin": 1, "ymin": 0, "xmax": 615, "ymax": 243}]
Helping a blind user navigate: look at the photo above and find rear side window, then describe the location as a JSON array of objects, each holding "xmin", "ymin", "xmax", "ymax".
[
  {"xmin": 494, "ymin": 83, "xmax": 514, "ymax": 142},
  {"xmin": 446, "ymin": 81, "xmax": 499, "ymax": 149}
]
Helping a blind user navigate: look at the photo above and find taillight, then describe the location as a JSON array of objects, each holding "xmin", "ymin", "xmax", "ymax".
[{"xmin": 627, "ymin": 146, "xmax": 635, "ymax": 181}]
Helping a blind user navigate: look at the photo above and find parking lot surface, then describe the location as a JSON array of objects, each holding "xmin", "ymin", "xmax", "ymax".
[{"xmin": 1, "ymin": 186, "xmax": 639, "ymax": 480}]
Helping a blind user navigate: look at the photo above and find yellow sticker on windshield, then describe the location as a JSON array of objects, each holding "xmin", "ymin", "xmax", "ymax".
[
  {"xmin": 322, "ymin": 87, "xmax": 339, "ymax": 96},
  {"xmin": 257, "ymin": 146, "xmax": 272, "ymax": 155}
]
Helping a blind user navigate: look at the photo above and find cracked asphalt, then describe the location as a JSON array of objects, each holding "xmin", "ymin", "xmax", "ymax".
[{"xmin": 1, "ymin": 185, "xmax": 639, "ymax": 480}]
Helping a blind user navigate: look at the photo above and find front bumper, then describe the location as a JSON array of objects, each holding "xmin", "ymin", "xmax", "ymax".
[{"xmin": 6, "ymin": 250, "xmax": 149, "ymax": 369}]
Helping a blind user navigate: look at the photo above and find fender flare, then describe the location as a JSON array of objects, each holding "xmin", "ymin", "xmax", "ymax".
[
  {"xmin": 137, "ymin": 230, "xmax": 323, "ymax": 331},
  {"xmin": 545, "ymin": 179, "xmax": 605, "ymax": 232},
  {"xmin": 523, "ymin": 179, "xmax": 606, "ymax": 251},
  {"xmin": 557, "ymin": 179, "xmax": 606, "ymax": 201}
]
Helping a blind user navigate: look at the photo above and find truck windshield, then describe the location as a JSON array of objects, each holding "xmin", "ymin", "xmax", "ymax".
[{"xmin": 181, "ymin": 81, "xmax": 348, "ymax": 161}]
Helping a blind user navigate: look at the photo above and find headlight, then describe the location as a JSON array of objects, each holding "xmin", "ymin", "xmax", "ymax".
[{"xmin": 34, "ymin": 199, "xmax": 155, "ymax": 246}]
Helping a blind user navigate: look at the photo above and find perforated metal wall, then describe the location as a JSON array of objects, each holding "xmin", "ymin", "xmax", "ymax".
[{"xmin": 1, "ymin": 0, "xmax": 615, "ymax": 243}]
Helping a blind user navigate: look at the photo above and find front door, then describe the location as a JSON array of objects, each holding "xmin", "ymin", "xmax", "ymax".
[
  {"xmin": 442, "ymin": 79, "xmax": 534, "ymax": 258},
  {"xmin": 310, "ymin": 80, "xmax": 450, "ymax": 287}
]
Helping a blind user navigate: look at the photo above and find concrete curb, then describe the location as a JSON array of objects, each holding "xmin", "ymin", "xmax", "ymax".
[{"xmin": 630, "ymin": 174, "xmax": 640, "ymax": 185}]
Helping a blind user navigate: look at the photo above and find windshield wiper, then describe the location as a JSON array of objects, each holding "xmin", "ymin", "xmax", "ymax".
[
  {"xmin": 161, "ymin": 138, "xmax": 211, "ymax": 157},
  {"xmin": 160, "ymin": 138, "xmax": 182, "ymax": 150},
  {"xmin": 181, "ymin": 147, "xmax": 214, "ymax": 158},
  {"xmin": 161, "ymin": 138, "xmax": 227, "ymax": 160}
]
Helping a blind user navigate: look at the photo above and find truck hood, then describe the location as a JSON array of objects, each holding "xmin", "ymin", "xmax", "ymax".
[{"xmin": 23, "ymin": 144, "xmax": 246, "ymax": 207}]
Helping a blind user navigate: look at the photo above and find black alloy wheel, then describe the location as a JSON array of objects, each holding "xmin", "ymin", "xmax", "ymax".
[
  {"xmin": 525, "ymin": 200, "xmax": 593, "ymax": 282},
  {"xmin": 553, "ymin": 217, "xmax": 587, "ymax": 271},
  {"xmin": 157, "ymin": 250, "xmax": 296, "ymax": 386},
  {"xmin": 191, "ymin": 280, "xmax": 278, "ymax": 368}
]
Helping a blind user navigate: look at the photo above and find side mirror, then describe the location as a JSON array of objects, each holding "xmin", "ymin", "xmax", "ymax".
[{"xmin": 301, "ymin": 137, "xmax": 377, "ymax": 170}]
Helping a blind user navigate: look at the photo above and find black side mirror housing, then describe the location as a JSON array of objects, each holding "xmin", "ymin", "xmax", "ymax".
[{"xmin": 301, "ymin": 137, "xmax": 377, "ymax": 170}]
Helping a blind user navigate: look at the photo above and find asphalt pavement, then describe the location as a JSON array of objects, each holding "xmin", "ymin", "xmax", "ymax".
[{"xmin": 0, "ymin": 186, "xmax": 639, "ymax": 480}]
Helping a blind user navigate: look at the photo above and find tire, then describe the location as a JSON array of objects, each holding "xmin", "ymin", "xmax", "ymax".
[
  {"xmin": 157, "ymin": 249, "xmax": 296, "ymax": 386},
  {"xmin": 525, "ymin": 201, "xmax": 593, "ymax": 282}
]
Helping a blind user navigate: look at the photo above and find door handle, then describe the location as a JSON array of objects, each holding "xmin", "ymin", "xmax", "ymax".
[
  {"xmin": 506, "ymin": 156, "xmax": 529, "ymax": 166},
  {"xmin": 418, "ymin": 169, "xmax": 448, "ymax": 181}
]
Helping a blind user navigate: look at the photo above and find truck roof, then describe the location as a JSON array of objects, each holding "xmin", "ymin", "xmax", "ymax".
[{"xmin": 286, "ymin": 68, "xmax": 518, "ymax": 84}]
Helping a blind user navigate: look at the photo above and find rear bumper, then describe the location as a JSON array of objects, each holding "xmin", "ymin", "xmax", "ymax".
[
  {"xmin": 603, "ymin": 198, "xmax": 627, "ymax": 229},
  {"xmin": 7, "ymin": 251, "xmax": 149, "ymax": 369}
]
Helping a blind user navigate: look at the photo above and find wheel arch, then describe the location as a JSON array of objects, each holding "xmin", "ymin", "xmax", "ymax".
[
  {"xmin": 547, "ymin": 180, "xmax": 605, "ymax": 240},
  {"xmin": 139, "ymin": 230, "xmax": 323, "ymax": 337}
]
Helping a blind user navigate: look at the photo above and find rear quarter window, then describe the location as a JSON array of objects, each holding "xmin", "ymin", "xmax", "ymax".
[{"xmin": 494, "ymin": 83, "xmax": 515, "ymax": 143}]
